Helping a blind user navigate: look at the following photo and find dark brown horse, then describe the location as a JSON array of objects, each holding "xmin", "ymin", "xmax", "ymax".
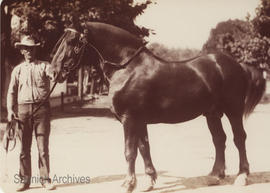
[{"xmin": 51, "ymin": 22, "xmax": 266, "ymax": 192}]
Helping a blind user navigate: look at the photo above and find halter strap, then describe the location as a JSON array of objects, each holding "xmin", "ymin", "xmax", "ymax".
[{"xmin": 86, "ymin": 42, "xmax": 147, "ymax": 69}]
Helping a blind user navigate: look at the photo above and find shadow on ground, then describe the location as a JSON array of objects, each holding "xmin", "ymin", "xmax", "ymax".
[
  {"xmin": 53, "ymin": 171, "xmax": 166, "ymax": 189},
  {"xmin": 47, "ymin": 171, "xmax": 270, "ymax": 192},
  {"xmin": 153, "ymin": 171, "xmax": 270, "ymax": 192}
]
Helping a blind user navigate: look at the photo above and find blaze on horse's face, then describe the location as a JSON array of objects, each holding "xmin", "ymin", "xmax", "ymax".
[{"xmin": 51, "ymin": 29, "xmax": 84, "ymax": 80}]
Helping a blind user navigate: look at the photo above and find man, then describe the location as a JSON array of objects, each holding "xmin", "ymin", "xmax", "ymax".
[{"xmin": 7, "ymin": 35, "xmax": 60, "ymax": 191}]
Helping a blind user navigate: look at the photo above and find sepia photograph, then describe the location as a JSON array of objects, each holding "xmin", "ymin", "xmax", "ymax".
[{"xmin": 0, "ymin": 0, "xmax": 270, "ymax": 193}]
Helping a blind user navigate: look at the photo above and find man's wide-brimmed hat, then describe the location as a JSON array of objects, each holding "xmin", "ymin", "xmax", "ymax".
[{"xmin": 15, "ymin": 36, "xmax": 41, "ymax": 48}]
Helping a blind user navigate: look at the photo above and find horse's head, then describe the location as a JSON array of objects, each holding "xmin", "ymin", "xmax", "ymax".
[
  {"xmin": 51, "ymin": 22, "xmax": 146, "ymax": 83},
  {"xmin": 51, "ymin": 28, "xmax": 87, "ymax": 81}
]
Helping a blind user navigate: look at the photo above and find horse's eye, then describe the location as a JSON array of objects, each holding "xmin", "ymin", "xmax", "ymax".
[
  {"xmin": 74, "ymin": 46, "xmax": 80, "ymax": 54},
  {"xmin": 79, "ymin": 37, "xmax": 88, "ymax": 44}
]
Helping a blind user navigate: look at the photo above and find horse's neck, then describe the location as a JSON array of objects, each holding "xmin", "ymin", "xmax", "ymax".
[
  {"xmin": 85, "ymin": 23, "xmax": 143, "ymax": 83},
  {"xmin": 88, "ymin": 27, "xmax": 142, "ymax": 63},
  {"xmin": 92, "ymin": 45, "xmax": 139, "ymax": 86},
  {"xmin": 94, "ymin": 40, "xmax": 140, "ymax": 64}
]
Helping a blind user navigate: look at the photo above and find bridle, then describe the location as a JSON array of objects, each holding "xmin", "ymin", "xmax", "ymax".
[{"xmin": 63, "ymin": 28, "xmax": 147, "ymax": 83}]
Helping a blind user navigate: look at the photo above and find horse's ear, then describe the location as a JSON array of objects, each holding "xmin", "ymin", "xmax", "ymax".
[
  {"xmin": 70, "ymin": 13, "xmax": 83, "ymax": 32},
  {"xmin": 83, "ymin": 24, "xmax": 95, "ymax": 43}
]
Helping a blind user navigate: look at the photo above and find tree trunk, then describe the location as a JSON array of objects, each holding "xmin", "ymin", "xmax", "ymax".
[{"xmin": 1, "ymin": 1, "xmax": 12, "ymax": 114}]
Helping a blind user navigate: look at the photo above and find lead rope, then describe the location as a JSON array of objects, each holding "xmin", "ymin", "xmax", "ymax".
[
  {"xmin": 2, "ymin": 70, "xmax": 61, "ymax": 182},
  {"xmin": 3, "ymin": 68, "xmax": 61, "ymax": 151},
  {"xmin": 23, "ymin": 74, "xmax": 60, "ymax": 120},
  {"xmin": 2, "ymin": 117, "xmax": 18, "ymax": 181}
]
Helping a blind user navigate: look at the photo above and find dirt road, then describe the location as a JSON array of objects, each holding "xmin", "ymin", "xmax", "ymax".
[{"xmin": 0, "ymin": 103, "xmax": 269, "ymax": 193}]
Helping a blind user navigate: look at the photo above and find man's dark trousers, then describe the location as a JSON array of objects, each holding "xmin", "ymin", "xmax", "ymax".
[{"xmin": 17, "ymin": 102, "xmax": 51, "ymax": 185}]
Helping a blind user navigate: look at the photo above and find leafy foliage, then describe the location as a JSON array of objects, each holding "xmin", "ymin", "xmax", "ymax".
[
  {"xmin": 203, "ymin": 0, "xmax": 270, "ymax": 70},
  {"xmin": 8, "ymin": 0, "xmax": 152, "ymax": 59},
  {"xmin": 149, "ymin": 43, "xmax": 200, "ymax": 61},
  {"xmin": 253, "ymin": 0, "xmax": 270, "ymax": 37}
]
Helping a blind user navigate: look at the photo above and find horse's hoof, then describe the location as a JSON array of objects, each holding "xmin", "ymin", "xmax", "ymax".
[
  {"xmin": 121, "ymin": 178, "xmax": 137, "ymax": 193},
  {"xmin": 206, "ymin": 175, "xmax": 221, "ymax": 186},
  {"xmin": 234, "ymin": 173, "xmax": 248, "ymax": 186},
  {"xmin": 209, "ymin": 169, "xmax": 225, "ymax": 179},
  {"xmin": 140, "ymin": 175, "xmax": 155, "ymax": 192}
]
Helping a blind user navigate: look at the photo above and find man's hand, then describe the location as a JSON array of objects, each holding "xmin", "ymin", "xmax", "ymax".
[
  {"xmin": 56, "ymin": 71, "xmax": 67, "ymax": 83},
  {"xmin": 7, "ymin": 110, "xmax": 16, "ymax": 122}
]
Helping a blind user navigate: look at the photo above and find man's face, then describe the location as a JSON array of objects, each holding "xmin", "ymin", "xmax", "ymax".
[{"xmin": 20, "ymin": 46, "xmax": 36, "ymax": 62}]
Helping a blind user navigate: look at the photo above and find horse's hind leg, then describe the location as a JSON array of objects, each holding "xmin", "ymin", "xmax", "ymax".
[
  {"xmin": 138, "ymin": 124, "xmax": 157, "ymax": 191},
  {"xmin": 206, "ymin": 115, "xmax": 226, "ymax": 180},
  {"xmin": 226, "ymin": 112, "xmax": 249, "ymax": 186},
  {"xmin": 121, "ymin": 116, "xmax": 139, "ymax": 193}
]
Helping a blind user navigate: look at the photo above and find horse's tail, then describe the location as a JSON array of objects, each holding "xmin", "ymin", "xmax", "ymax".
[{"xmin": 244, "ymin": 65, "xmax": 266, "ymax": 117}]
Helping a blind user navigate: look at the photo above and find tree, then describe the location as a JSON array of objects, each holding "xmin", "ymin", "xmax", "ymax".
[
  {"xmin": 8, "ymin": 0, "xmax": 152, "ymax": 60},
  {"xmin": 252, "ymin": 0, "xmax": 270, "ymax": 37},
  {"xmin": 203, "ymin": 0, "xmax": 270, "ymax": 70},
  {"xmin": 0, "ymin": 0, "xmax": 152, "ymax": 111}
]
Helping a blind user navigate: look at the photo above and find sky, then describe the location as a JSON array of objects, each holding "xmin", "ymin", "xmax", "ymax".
[{"xmin": 135, "ymin": 0, "xmax": 261, "ymax": 49}]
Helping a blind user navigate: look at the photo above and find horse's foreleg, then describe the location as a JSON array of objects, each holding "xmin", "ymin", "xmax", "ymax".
[
  {"xmin": 138, "ymin": 125, "xmax": 157, "ymax": 191},
  {"xmin": 121, "ymin": 117, "xmax": 139, "ymax": 193},
  {"xmin": 226, "ymin": 114, "xmax": 249, "ymax": 186},
  {"xmin": 206, "ymin": 115, "xmax": 226, "ymax": 180}
]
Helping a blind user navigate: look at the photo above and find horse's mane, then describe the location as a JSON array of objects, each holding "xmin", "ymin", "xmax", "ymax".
[
  {"xmin": 84, "ymin": 22, "xmax": 144, "ymax": 47},
  {"xmin": 144, "ymin": 49, "xmax": 202, "ymax": 64}
]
